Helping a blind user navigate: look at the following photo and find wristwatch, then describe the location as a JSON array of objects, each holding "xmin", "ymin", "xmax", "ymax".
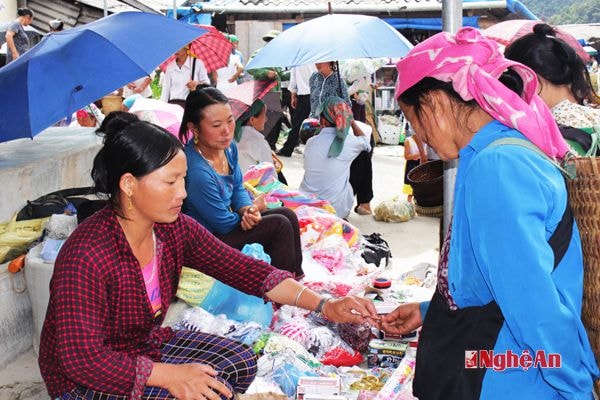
[{"xmin": 315, "ymin": 297, "xmax": 331, "ymax": 315}]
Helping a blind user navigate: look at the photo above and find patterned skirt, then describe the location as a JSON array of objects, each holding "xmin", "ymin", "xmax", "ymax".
[{"xmin": 58, "ymin": 330, "xmax": 257, "ymax": 399}]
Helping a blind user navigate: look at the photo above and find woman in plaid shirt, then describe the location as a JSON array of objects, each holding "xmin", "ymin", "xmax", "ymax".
[{"xmin": 39, "ymin": 112, "xmax": 379, "ymax": 400}]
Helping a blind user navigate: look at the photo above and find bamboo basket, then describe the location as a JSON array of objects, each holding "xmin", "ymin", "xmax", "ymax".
[
  {"xmin": 566, "ymin": 157, "xmax": 600, "ymax": 394},
  {"xmin": 407, "ymin": 160, "xmax": 443, "ymax": 207}
]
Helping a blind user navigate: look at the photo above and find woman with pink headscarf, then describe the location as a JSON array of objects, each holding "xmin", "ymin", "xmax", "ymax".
[{"xmin": 379, "ymin": 28, "xmax": 598, "ymax": 399}]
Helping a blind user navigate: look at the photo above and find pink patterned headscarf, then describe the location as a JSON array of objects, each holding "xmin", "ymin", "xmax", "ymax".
[{"xmin": 395, "ymin": 27, "xmax": 569, "ymax": 159}]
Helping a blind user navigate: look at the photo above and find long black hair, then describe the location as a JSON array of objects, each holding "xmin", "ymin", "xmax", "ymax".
[
  {"xmin": 178, "ymin": 87, "xmax": 230, "ymax": 144},
  {"xmin": 505, "ymin": 23, "xmax": 599, "ymax": 105},
  {"xmin": 92, "ymin": 111, "xmax": 183, "ymax": 213}
]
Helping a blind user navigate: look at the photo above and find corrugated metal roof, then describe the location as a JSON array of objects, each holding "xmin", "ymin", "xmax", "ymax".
[
  {"xmin": 72, "ymin": 0, "xmax": 137, "ymax": 13},
  {"xmin": 196, "ymin": 0, "xmax": 508, "ymax": 13},
  {"xmin": 24, "ymin": 0, "xmax": 187, "ymax": 34},
  {"xmin": 27, "ymin": 0, "xmax": 106, "ymax": 33},
  {"xmin": 143, "ymin": 0, "xmax": 189, "ymax": 12}
]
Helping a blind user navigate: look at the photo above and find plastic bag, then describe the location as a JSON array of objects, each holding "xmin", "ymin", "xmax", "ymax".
[
  {"xmin": 373, "ymin": 197, "xmax": 415, "ymax": 223},
  {"xmin": 177, "ymin": 244, "xmax": 274, "ymax": 327},
  {"xmin": 0, "ymin": 215, "xmax": 48, "ymax": 264},
  {"xmin": 361, "ymin": 233, "xmax": 393, "ymax": 268},
  {"xmin": 176, "ymin": 267, "xmax": 215, "ymax": 306}
]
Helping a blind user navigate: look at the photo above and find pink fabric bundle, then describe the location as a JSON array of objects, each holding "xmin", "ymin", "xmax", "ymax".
[{"xmin": 395, "ymin": 27, "xmax": 569, "ymax": 159}]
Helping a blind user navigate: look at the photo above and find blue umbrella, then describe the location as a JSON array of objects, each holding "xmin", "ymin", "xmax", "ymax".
[
  {"xmin": 246, "ymin": 14, "xmax": 413, "ymax": 69},
  {"xmin": 0, "ymin": 12, "xmax": 207, "ymax": 142}
]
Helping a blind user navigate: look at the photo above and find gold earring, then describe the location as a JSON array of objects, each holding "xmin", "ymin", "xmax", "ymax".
[{"xmin": 127, "ymin": 195, "xmax": 133, "ymax": 211}]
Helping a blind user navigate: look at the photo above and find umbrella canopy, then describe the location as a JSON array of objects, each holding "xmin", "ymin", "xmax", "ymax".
[
  {"xmin": 129, "ymin": 98, "xmax": 183, "ymax": 136},
  {"xmin": 159, "ymin": 25, "xmax": 233, "ymax": 73},
  {"xmin": 482, "ymin": 20, "xmax": 590, "ymax": 63},
  {"xmin": 222, "ymin": 80, "xmax": 281, "ymax": 136},
  {"xmin": 221, "ymin": 79, "xmax": 278, "ymax": 119},
  {"xmin": 246, "ymin": 14, "xmax": 413, "ymax": 69},
  {"xmin": 0, "ymin": 12, "xmax": 207, "ymax": 143}
]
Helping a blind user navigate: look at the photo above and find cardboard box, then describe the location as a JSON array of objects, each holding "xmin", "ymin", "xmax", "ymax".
[
  {"xmin": 297, "ymin": 376, "xmax": 341, "ymax": 400},
  {"xmin": 367, "ymin": 339, "xmax": 408, "ymax": 368}
]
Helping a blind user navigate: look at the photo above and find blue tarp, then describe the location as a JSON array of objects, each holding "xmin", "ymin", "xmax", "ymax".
[
  {"xmin": 166, "ymin": 7, "xmax": 211, "ymax": 25},
  {"xmin": 383, "ymin": 16, "xmax": 481, "ymax": 31},
  {"xmin": 184, "ymin": 0, "xmax": 539, "ymax": 32}
]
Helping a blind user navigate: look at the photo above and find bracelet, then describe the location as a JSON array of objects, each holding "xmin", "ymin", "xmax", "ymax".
[
  {"xmin": 293, "ymin": 287, "xmax": 308, "ymax": 308},
  {"xmin": 315, "ymin": 297, "xmax": 331, "ymax": 315}
]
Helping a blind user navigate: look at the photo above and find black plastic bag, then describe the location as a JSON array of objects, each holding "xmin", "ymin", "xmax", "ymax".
[{"xmin": 361, "ymin": 232, "xmax": 392, "ymax": 267}]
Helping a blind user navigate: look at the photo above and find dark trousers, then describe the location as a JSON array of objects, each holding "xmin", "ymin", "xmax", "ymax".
[
  {"xmin": 350, "ymin": 99, "xmax": 374, "ymax": 204},
  {"xmin": 59, "ymin": 330, "xmax": 257, "ymax": 400},
  {"xmin": 216, "ymin": 207, "xmax": 304, "ymax": 278},
  {"xmin": 280, "ymin": 94, "xmax": 311, "ymax": 155},
  {"xmin": 265, "ymin": 88, "xmax": 292, "ymax": 150}
]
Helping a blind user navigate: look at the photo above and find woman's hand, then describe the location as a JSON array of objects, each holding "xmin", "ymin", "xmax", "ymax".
[
  {"xmin": 240, "ymin": 206, "xmax": 261, "ymax": 231},
  {"xmin": 150, "ymin": 363, "xmax": 232, "ymax": 400},
  {"xmin": 323, "ymin": 296, "xmax": 380, "ymax": 325},
  {"xmin": 252, "ymin": 194, "xmax": 268, "ymax": 212},
  {"xmin": 187, "ymin": 80, "xmax": 199, "ymax": 91},
  {"xmin": 379, "ymin": 302, "xmax": 423, "ymax": 335}
]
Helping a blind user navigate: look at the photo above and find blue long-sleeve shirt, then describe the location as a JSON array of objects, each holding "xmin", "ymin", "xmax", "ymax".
[
  {"xmin": 423, "ymin": 121, "xmax": 598, "ymax": 399},
  {"xmin": 183, "ymin": 141, "xmax": 252, "ymax": 235}
]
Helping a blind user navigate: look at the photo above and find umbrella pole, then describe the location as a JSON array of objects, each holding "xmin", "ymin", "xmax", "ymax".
[
  {"xmin": 335, "ymin": 60, "xmax": 343, "ymax": 98},
  {"xmin": 192, "ymin": 58, "xmax": 197, "ymax": 81}
]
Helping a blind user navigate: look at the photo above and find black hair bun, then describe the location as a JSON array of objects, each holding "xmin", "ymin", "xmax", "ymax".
[
  {"xmin": 96, "ymin": 111, "xmax": 139, "ymax": 141},
  {"xmin": 533, "ymin": 23, "xmax": 557, "ymax": 38}
]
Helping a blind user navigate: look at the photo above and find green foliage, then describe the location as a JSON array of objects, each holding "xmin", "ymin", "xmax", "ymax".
[
  {"xmin": 522, "ymin": 0, "xmax": 599, "ymax": 24},
  {"xmin": 151, "ymin": 70, "xmax": 162, "ymax": 99},
  {"xmin": 549, "ymin": 0, "xmax": 600, "ymax": 25}
]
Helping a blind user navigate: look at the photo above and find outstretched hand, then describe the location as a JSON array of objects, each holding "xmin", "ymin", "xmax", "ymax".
[
  {"xmin": 323, "ymin": 296, "xmax": 380, "ymax": 325},
  {"xmin": 379, "ymin": 302, "xmax": 423, "ymax": 335}
]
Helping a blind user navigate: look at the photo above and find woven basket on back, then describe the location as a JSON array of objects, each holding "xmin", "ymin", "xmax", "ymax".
[
  {"xmin": 566, "ymin": 157, "xmax": 600, "ymax": 393},
  {"xmin": 407, "ymin": 160, "xmax": 443, "ymax": 207}
]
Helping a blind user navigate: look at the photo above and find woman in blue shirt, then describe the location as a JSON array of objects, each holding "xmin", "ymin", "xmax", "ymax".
[
  {"xmin": 380, "ymin": 28, "xmax": 598, "ymax": 399},
  {"xmin": 179, "ymin": 87, "xmax": 303, "ymax": 279}
]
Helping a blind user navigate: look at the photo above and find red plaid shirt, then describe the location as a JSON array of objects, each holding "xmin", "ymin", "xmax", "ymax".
[{"xmin": 38, "ymin": 206, "xmax": 291, "ymax": 398}]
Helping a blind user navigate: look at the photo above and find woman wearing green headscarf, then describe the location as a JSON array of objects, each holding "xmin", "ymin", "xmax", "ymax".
[
  {"xmin": 300, "ymin": 97, "xmax": 372, "ymax": 218},
  {"xmin": 235, "ymin": 100, "xmax": 272, "ymax": 172},
  {"xmin": 235, "ymin": 99, "xmax": 288, "ymax": 184}
]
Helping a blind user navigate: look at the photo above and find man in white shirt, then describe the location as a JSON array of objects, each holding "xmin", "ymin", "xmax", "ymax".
[
  {"xmin": 277, "ymin": 64, "xmax": 316, "ymax": 156},
  {"xmin": 160, "ymin": 46, "xmax": 211, "ymax": 107},
  {"xmin": 216, "ymin": 52, "xmax": 243, "ymax": 92},
  {"xmin": 122, "ymin": 72, "xmax": 155, "ymax": 99},
  {"xmin": 300, "ymin": 115, "xmax": 371, "ymax": 218}
]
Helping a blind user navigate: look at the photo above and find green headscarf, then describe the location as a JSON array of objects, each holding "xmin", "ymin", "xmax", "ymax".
[
  {"xmin": 234, "ymin": 99, "xmax": 265, "ymax": 142},
  {"xmin": 316, "ymin": 97, "xmax": 353, "ymax": 157}
]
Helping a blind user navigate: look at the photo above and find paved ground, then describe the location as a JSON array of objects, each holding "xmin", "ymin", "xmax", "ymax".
[{"xmin": 0, "ymin": 144, "xmax": 440, "ymax": 399}]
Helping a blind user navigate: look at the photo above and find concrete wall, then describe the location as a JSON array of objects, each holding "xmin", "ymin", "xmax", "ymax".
[
  {"xmin": 0, "ymin": 127, "xmax": 101, "ymax": 223},
  {"xmin": 0, "ymin": 126, "xmax": 101, "ymax": 368},
  {"xmin": 235, "ymin": 20, "xmax": 282, "ymax": 63},
  {"xmin": 0, "ymin": 268, "xmax": 32, "ymax": 368},
  {"xmin": 0, "ymin": 1, "xmax": 17, "ymax": 22}
]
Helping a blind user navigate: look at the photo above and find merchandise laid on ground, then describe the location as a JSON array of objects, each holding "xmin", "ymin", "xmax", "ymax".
[
  {"xmin": 170, "ymin": 235, "xmax": 435, "ymax": 400},
  {"xmin": 21, "ymin": 180, "xmax": 435, "ymax": 400}
]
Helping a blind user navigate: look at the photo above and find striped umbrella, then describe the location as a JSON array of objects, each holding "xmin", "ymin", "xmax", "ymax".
[{"xmin": 160, "ymin": 25, "xmax": 233, "ymax": 73}]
